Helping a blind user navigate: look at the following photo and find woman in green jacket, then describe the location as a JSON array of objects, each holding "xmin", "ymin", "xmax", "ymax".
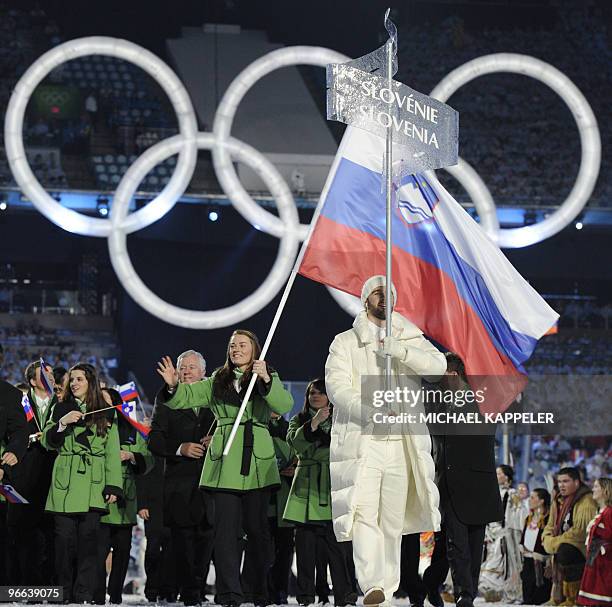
[
  {"xmin": 284, "ymin": 378, "xmax": 355, "ymax": 607},
  {"xmin": 95, "ymin": 387, "xmax": 154, "ymax": 605},
  {"xmin": 156, "ymin": 329, "xmax": 294, "ymax": 607},
  {"xmin": 41, "ymin": 363, "xmax": 123, "ymax": 604}
]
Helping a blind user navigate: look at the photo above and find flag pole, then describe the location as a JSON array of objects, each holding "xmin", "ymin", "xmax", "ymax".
[{"xmin": 384, "ymin": 32, "xmax": 394, "ymax": 383}]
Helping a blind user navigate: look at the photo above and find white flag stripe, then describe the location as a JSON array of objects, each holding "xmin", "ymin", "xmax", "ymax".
[
  {"xmin": 328, "ymin": 127, "xmax": 558, "ymax": 340},
  {"xmin": 431, "ymin": 177, "xmax": 558, "ymax": 338}
]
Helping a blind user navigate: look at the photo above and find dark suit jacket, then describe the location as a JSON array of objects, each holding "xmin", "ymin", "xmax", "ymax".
[
  {"xmin": 148, "ymin": 385, "xmax": 215, "ymax": 527},
  {"xmin": 135, "ymin": 455, "xmax": 166, "ymax": 532},
  {"xmin": 428, "ymin": 395, "xmax": 503, "ymax": 526},
  {"xmin": 6, "ymin": 389, "xmax": 58, "ymax": 524},
  {"xmin": 0, "ymin": 380, "xmax": 29, "ymax": 479}
]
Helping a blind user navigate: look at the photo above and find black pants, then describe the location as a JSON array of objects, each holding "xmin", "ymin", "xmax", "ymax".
[
  {"xmin": 213, "ymin": 489, "xmax": 272, "ymax": 604},
  {"xmin": 422, "ymin": 529, "xmax": 450, "ymax": 599},
  {"xmin": 0, "ymin": 502, "xmax": 7, "ymax": 585},
  {"xmin": 294, "ymin": 523, "xmax": 354, "ymax": 606},
  {"xmin": 54, "ymin": 512, "xmax": 101, "ymax": 602},
  {"xmin": 442, "ymin": 504, "xmax": 485, "ymax": 602},
  {"xmin": 95, "ymin": 524, "xmax": 133, "ymax": 604},
  {"xmin": 143, "ymin": 517, "xmax": 176, "ymax": 601},
  {"xmin": 398, "ymin": 532, "xmax": 427, "ymax": 603},
  {"xmin": 556, "ymin": 543, "xmax": 586, "ymax": 582},
  {"xmin": 172, "ymin": 517, "xmax": 214, "ymax": 604},
  {"xmin": 268, "ymin": 518, "xmax": 295, "ymax": 603},
  {"xmin": 522, "ymin": 557, "xmax": 552, "ymax": 604},
  {"xmin": 7, "ymin": 509, "xmax": 55, "ymax": 585},
  {"xmin": 316, "ymin": 536, "xmax": 331, "ymax": 601}
]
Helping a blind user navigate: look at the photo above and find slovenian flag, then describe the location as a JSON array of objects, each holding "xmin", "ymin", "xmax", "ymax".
[
  {"xmin": 39, "ymin": 358, "xmax": 54, "ymax": 397},
  {"xmin": 21, "ymin": 394, "xmax": 34, "ymax": 422},
  {"xmin": 299, "ymin": 127, "xmax": 559, "ymax": 412},
  {"xmin": 114, "ymin": 406, "xmax": 150, "ymax": 439},
  {"xmin": 118, "ymin": 382, "xmax": 139, "ymax": 404},
  {"xmin": 0, "ymin": 484, "xmax": 29, "ymax": 504}
]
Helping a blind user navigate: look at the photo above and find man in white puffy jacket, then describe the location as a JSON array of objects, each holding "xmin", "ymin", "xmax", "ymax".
[{"xmin": 325, "ymin": 275, "xmax": 447, "ymax": 606}]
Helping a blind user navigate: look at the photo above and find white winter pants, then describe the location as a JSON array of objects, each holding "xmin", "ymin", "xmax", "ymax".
[{"xmin": 351, "ymin": 439, "xmax": 410, "ymax": 601}]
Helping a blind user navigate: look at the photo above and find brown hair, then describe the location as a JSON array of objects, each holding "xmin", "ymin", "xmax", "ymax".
[
  {"xmin": 67, "ymin": 363, "xmax": 109, "ymax": 437},
  {"xmin": 213, "ymin": 329, "xmax": 262, "ymax": 396},
  {"xmin": 24, "ymin": 359, "xmax": 52, "ymax": 387},
  {"xmin": 445, "ymin": 352, "xmax": 467, "ymax": 382},
  {"xmin": 596, "ymin": 477, "xmax": 612, "ymax": 507},
  {"xmin": 301, "ymin": 378, "xmax": 328, "ymax": 416},
  {"xmin": 297, "ymin": 377, "xmax": 331, "ymax": 426}
]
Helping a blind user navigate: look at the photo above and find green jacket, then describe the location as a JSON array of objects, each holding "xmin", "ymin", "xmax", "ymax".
[
  {"xmin": 101, "ymin": 416, "xmax": 154, "ymax": 526},
  {"xmin": 283, "ymin": 412, "xmax": 332, "ymax": 524},
  {"xmin": 268, "ymin": 417, "xmax": 295, "ymax": 527},
  {"xmin": 41, "ymin": 401, "xmax": 124, "ymax": 514},
  {"xmin": 163, "ymin": 372, "xmax": 293, "ymax": 491}
]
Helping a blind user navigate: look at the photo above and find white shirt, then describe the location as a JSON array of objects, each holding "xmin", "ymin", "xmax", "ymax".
[{"xmin": 32, "ymin": 392, "xmax": 51, "ymax": 418}]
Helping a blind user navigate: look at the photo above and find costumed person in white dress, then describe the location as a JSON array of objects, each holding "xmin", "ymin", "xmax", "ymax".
[
  {"xmin": 325, "ymin": 275, "xmax": 447, "ymax": 606},
  {"xmin": 505, "ymin": 481, "xmax": 530, "ymax": 602},
  {"xmin": 480, "ymin": 464, "xmax": 524, "ymax": 602}
]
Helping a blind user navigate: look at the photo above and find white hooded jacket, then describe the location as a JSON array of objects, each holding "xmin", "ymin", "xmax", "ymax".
[{"xmin": 325, "ymin": 309, "xmax": 447, "ymax": 541}]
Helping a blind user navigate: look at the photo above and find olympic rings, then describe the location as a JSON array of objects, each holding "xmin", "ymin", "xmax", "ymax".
[
  {"xmin": 4, "ymin": 37, "xmax": 199, "ymax": 237},
  {"xmin": 4, "ymin": 37, "xmax": 349, "ymax": 326},
  {"xmin": 108, "ymin": 133, "xmax": 300, "ymax": 329},
  {"xmin": 430, "ymin": 53, "xmax": 601, "ymax": 248},
  {"xmin": 212, "ymin": 46, "xmax": 349, "ymax": 241},
  {"xmin": 4, "ymin": 40, "xmax": 602, "ymax": 325}
]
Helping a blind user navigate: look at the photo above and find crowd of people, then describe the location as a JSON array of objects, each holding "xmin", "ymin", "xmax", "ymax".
[
  {"xmin": 0, "ymin": 276, "xmax": 610, "ymax": 607},
  {"xmin": 0, "ymin": 322, "xmax": 117, "ymax": 388},
  {"xmin": 0, "ymin": 1, "xmax": 610, "ymax": 205},
  {"xmin": 477, "ymin": 465, "xmax": 611, "ymax": 607},
  {"xmin": 0, "ymin": 1, "xmax": 175, "ymax": 190},
  {"xmin": 523, "ymin": 436, "xmax": 611, "ymax": 491},
  {"xmin": 395, "ymin": 2, "xmax": 611, "ymax": 208}
]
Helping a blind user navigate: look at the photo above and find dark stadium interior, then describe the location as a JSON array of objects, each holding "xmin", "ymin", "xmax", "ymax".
[{"xmin": 0, "ymin": 0, "xmax": 610, "ymax": 603}]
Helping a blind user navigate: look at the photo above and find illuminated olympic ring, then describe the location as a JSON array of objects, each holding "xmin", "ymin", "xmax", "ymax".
[
  {"xmin": 4, "ymin": 37, "xmax": 350, "ymax": 327},
  {"xmin": 430, "ymin": 53, "xmax": 601, "ymax": 249},
  {"xmin": 4, "ymin": 41, "xmax": 601, "ymax": 325}
]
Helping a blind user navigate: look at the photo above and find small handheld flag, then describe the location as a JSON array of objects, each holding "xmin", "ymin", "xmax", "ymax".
[
  {"xmin": 114, "ymin": 406, "xmax": 150, "ymax": 439},
  {"xmin": 21, "ymin": 394, "xmax": 34, "ymax": 422},
  {"xmin": 0, "ymin": 484, "xmax": 29, "ymax": 504},
  {"xmin": 39, "ymin": 358, "xmax": 54, "ymax": 397},
  {"xmin": 118, "ymin": 382, "xmax": 139, "ymax": 404}
]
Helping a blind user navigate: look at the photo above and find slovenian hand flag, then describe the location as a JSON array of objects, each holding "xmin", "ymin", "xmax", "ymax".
[
  {"xmin": 21, "ymin": 394, "xmax": 34, "ymax": 422},
  {"xmin": 0, "ymin": 484, "xmax": 29, "ymax": 504},
  {"xmin": 115, "ymin": 406, "xmax": 150, "ymax": 439},
  {"xmin": 116, "ymin": 382, "xmax": 148, "ymax": 438},
  {"xmin": 119, "ymin": 382, "xmax": 139, "ymax": 404},
  {"xmin": 299, "ymin": 127, "xmax": 559, "ymax": 412}
]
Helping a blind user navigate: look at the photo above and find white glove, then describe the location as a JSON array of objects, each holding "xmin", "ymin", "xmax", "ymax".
[{"xmin": 381, "ymin": 336, "xmax": 406, "ymax": 361}]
